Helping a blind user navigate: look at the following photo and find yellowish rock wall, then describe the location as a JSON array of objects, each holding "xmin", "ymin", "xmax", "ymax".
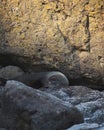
[{"xmin": 0, "ymin": 0, "xmax": 104, "ymax": 85}]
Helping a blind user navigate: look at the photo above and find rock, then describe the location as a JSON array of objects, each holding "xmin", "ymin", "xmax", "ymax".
[
  {"xmin": 0, "ymin": 66, "xmax": 24, "ymax": 80},
  {"xmin": 96, "ymin": 127, "xmax": 104, "ymax": 130},
  {"xmin": 66, "ymin": 123, "xmax": 101, "ymax": 130},
  {"xmin": 41, "ymin": 85, "xmax": 104, "ymax": 125},
  {"xmin": 0, "ymin": 80, "xmax": 83, "ymax": 130},
  {"xmin": 66, "ymin": 123, "xmax": 104, "ymax": 130},
  {"xmin": 0, "ymin": 0, "xmax": 104, "ymax": 87}
]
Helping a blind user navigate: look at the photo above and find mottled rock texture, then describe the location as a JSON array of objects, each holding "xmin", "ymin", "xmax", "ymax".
[
  {"xmin": 0, "ymin": 0, "xmax": 104, "ymax": 86},
  {"xmin": 0, "ymin": 81, "xmax": 83, "ymax": 130},
  {"xmin": 66, "ymin": 123, "xmax": 102, "ymax": 130},
  {"xmin": 41, "ymin": 85, "xmax": 104, "ymax": 126},
  {"xmin": 0, "ymin": 66, "xmax": 24, "ymax": 79}
]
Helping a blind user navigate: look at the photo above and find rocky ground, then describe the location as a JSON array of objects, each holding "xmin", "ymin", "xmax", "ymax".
[
  {"xmin": 0, "ymin": 65, "xmax": 104, "ymax": 130},
  {"xmin": 0, "ymin": 1, "xmax": 104, "ymax": 129}
]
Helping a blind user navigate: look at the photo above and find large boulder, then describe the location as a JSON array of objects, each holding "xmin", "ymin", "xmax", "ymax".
[
  {"xmin": 0, "ymin": 0, "xmax": 104, "ymax": 87},
  {"xmin": 0, "ymin": 80, "xmax": 83, "ymax": 130}
]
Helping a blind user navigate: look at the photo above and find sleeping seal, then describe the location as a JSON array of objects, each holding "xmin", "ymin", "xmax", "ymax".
[{"xmin": 14, "ymin": 71, "xmax": 69, "ymax": 88}]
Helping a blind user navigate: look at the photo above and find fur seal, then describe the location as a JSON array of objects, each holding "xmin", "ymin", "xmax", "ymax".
[{"xmin": 13, "ymin": 71, "xmax": 69, "ymax": 88}]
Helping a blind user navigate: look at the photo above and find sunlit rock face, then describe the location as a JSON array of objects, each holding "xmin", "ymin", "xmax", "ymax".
[{"xmin": 0, "ymin": 0, "xmax": 104, "ymax": 86}]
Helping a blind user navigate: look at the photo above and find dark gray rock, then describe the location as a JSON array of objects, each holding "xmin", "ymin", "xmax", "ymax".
[
  {"xmin": 0, "ymin": 66, "xmax": 24, "ymax": 80},
  {"xmin": 0, "ymin": 81, "xmax": 83, "ymax": 130},
  {"xmin": 41, "ymin": 85, "xmax": 104, "ymax": 125}
]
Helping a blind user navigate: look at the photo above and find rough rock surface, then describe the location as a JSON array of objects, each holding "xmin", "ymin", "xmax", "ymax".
[
  {"xmin": 0, "ymin": 66, "xmax": 24, "ymax": 79},
  {"xmin": 0, "ymin": 66, "xmax": 104, "ymax": 130},
  {"xmin": 41, "ymin": 85, "xmax": 104, "ymax": 127},
  {"xmin": 0, "ymin": 80, "xmax": 83, "ymax": 130},
  {"xmin": 66, "ymin": 123, "xmax": 104, "ymax": 130},
  {"xmin": 0, "ymin": 0, "xmax": 104, "ymax": 87}
]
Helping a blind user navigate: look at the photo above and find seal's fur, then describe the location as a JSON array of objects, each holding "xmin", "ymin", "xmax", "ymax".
[{"xmin": 14, "ymin": 71, "xmax": 69, "ymax": 88}]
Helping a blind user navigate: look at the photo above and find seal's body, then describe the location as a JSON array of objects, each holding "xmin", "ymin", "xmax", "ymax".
[{"xmin": 14, "ymin": 71, "xmax": 69, "ymax": 88}]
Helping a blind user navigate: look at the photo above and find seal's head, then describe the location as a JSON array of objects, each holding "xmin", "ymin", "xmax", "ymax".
[{"xmin": 42, "ymin": 71, "xmax": 69, "ymax": 87}]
